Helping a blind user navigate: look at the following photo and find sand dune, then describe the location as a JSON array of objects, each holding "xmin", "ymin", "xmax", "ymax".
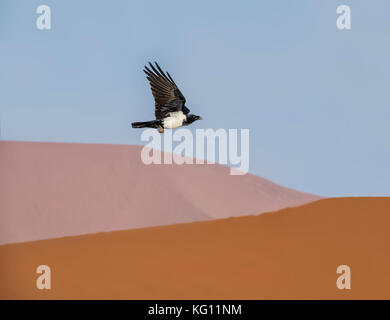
[
  {"xmin": 0, "ymin": 141, "xmax": 320, "ymax": 244},
  {"xmin": 0, "ymin": 197, "xmax": 389, "ymax": 299}
]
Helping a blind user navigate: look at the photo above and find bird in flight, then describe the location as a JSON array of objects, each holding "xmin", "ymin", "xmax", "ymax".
[{"xmin": 132, "ymin": 62, "xmax": 202, "ymax": 133}]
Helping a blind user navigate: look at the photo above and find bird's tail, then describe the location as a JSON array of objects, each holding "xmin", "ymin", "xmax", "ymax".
[{"xmin": 131, "ymin": 120, "xmax": 161, "ymax": 129}]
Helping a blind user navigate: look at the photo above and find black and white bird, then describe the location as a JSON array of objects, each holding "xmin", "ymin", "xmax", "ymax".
[{"xmin": 132, "ymin": 62, "xmax": 202, "ymax": 133}]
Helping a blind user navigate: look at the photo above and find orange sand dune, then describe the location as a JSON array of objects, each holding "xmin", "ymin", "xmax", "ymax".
[
  {"xmin": 1, "ymin": 197, "xmax": 389, "ymax": 299},
  {"xmin": 0, "ymin": 141, "xmax": 320, "ymax": 244}
]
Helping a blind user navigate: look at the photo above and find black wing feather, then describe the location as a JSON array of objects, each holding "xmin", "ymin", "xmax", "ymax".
[{"xmin": 143, "ymin": 62, "xmax": 188, "ymax": 119}]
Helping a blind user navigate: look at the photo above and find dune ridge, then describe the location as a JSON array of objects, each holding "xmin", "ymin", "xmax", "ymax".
[
  {"xmin": 0, "ymin": 197, "xmax": 389, "ymax": 299},
  {"xmin": 0, "ymin": 141, "xmax": 320, "ymax": 244}
]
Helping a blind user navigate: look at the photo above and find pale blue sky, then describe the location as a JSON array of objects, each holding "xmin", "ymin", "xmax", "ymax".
[{"xmin": 1, "ymin": 0, "xmax": 389, "ymax": 196}]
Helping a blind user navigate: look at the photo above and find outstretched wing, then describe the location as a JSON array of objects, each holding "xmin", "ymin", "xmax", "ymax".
[{"xmin": 143, "ymin": 62, "xmax": 189, "ymax": 119}]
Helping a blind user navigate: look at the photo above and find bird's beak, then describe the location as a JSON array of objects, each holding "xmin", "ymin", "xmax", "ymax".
[{"xmin": 198, "ymin": 116, "xmax": 203, "ymax": 120}]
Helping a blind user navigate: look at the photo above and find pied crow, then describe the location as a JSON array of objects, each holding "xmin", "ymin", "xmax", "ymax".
[{"xmin": 131, "ymin": 62, "xmax": 202, "ymax": 133}]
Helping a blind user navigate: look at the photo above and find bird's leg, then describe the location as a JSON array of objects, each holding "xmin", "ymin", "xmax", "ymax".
[{"xmin": 158, "ymin": 126, "xmax": 164, "ymax": 133}]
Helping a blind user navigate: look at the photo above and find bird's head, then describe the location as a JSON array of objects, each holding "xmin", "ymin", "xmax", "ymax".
[{"xmin": 184, "ymin": 114, "xmax": 203, "ymax": 125}]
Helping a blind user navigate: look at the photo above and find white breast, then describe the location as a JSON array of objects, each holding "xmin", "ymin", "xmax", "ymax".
[{"xmin": 163, "ymin": 111, "xmax": 187, "ymax": 129}]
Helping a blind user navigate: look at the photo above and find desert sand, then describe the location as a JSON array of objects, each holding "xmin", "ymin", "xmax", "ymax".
[
  {"xmin": 1, "ymin": 197, "xmax": 389, "ymax": 299},
  {"xmin": 0, "ymin": 141, "xmax": 320, "ymax": 244}
]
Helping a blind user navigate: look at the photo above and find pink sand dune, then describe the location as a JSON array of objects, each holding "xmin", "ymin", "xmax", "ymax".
[{"xmin": 0, "ymin": 141, "xmax": 321, "ymax": 244}]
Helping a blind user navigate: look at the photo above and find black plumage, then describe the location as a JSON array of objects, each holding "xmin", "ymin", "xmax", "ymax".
[{"xmin": 131, "ymin": 62, "xmax": 202, "ymax": 133}]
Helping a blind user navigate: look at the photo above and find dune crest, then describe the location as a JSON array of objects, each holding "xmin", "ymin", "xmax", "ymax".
[
  {"xmin": 0, "ymin": 141, "xmax": 320, "ymax": 244},
  {"xmin": 0, "ymin": 198, "xmax": 389, "ymax": 299}
]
